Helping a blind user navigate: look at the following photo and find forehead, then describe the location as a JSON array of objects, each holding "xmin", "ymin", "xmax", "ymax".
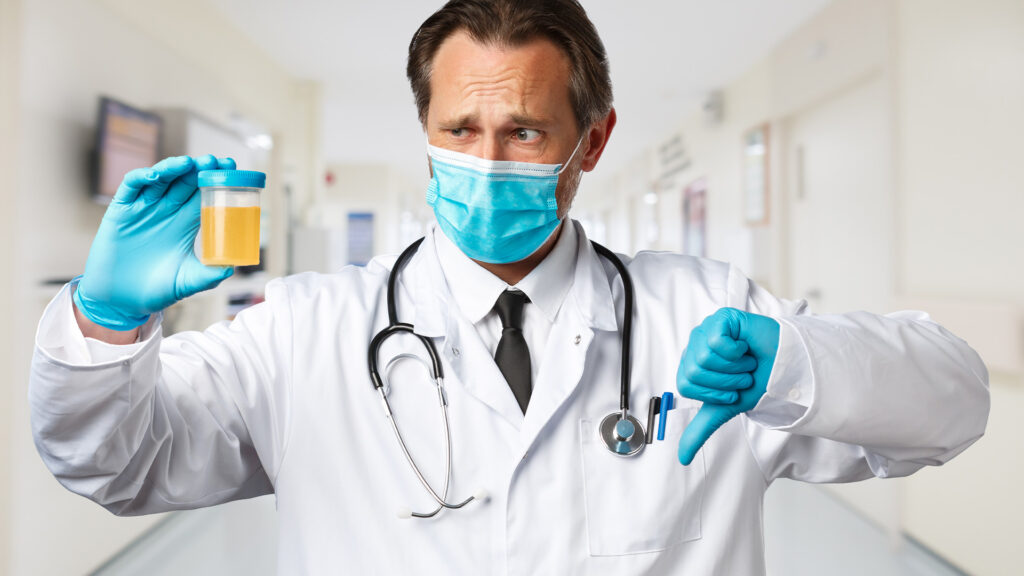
[{"xmin": 428, "ymin": 30, "xmax": 573, "ymax": 121}]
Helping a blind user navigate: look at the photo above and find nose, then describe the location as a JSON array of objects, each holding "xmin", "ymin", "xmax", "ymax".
[{"xmin": 477, "ymin": 134, "xmax": 504, "ymax": 162}]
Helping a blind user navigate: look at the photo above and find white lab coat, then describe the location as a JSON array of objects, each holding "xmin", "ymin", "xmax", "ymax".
[{"xmin": 30, "ymin": 221, "xmax": 989, "ymax": 575}]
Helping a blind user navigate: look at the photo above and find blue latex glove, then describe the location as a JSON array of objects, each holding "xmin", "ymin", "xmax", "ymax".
[
  {"xmin": 676, "ymin": 307, "xmax": 780, "ymax": 465},
  {"xmin": 73, "ymin": 155, "xmax": 237, "ymax": 330}
]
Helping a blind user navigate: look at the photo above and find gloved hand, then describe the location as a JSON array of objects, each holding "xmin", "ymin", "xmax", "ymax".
[
  {"xmin": 73, "ymin": 155, "xmax": 237, "ymax": 330},
  {"xmin": 676, "ymin": 307, "xmax": 780, "ymax": 465}
]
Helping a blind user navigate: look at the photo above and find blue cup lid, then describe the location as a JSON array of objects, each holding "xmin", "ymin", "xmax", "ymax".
[{"xmin": 198, "ymin": 169, "xmax": 266, "ymax": 189}]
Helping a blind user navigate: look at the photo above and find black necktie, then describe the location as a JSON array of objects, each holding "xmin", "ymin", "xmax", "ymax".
[{"xmin": 494, "ymin": 290, "xmax": 532, "ymax": 413}]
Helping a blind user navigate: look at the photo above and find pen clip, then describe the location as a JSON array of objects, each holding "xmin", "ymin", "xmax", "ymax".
[
  {"xmin": 645, "ymin": 396, "xmax": 661, "ymax": 444},
  {"xmin": 657, "ymin": 392, "xmax": 676, "ymax": 441}
]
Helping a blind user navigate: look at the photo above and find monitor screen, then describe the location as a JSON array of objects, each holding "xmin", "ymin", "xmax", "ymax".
[{"xmin": 94, "ymin": 97, "xmax": 161, "ymax": 202}]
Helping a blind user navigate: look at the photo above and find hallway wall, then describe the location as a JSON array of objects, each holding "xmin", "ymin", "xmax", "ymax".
[
  {"xmin": 582, "ymin": 0, "xmax": 1022, "ymax": 573},
  {"xmin": 3, "ymin": 1, "xmax": 321, "ymax": 574},
  {"xmin": 894, "ymin": 1, "xmax": 1024, "ymax": 574},
  {"xmin": 0, "ymin": 0, "xmax": 22, "ymax": 570}
]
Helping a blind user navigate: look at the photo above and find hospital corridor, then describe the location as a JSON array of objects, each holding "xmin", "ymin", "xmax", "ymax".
[{"xmin": 0, "ymin": 0, "xmax": 1020, "ymax": 574}]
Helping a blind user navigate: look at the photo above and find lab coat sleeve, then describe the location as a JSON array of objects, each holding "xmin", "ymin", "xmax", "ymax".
[
  {"xmin": 726, "ymin": 266, "xmax": 990, "ymax": 483},
  {"xmin": 29, "ymin": 279, "xmax": 293, "ymax": 516}
]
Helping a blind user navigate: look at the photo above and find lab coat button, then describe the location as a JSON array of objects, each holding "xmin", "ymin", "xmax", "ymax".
[
  {"xmin": 787, "ymin": 388, "xmax": 801, "ymax": 401},
  {"xmin": 452, "ymin": 347, "xmax": 461, "ymax": 357},
  {"xmin": 574, "ymin": 334, "xmax": 581, "ymax": 345}
]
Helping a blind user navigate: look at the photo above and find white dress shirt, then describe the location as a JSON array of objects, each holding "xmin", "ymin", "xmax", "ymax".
[{"xmin": 434, "ymin": 220, "xmax": 578, "ymax": 389}]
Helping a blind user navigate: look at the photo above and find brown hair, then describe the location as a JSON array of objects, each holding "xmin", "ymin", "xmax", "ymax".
[{"xmin": 406, "ymin": 0, "xmax": 613, "ymax": 132}]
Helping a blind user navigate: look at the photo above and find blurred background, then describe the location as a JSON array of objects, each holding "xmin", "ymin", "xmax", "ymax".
[{"xmin": 0, "ymin": 0, "xmax": 1020, "ymax": 574}]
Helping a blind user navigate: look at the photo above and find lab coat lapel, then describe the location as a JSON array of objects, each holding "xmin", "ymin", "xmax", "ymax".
[
  {"xmin": 519, "ymin": 225, "xmax": 619, "ymax": 451},
  {"xmin": 402, "ymin": 230, "xmax": 525, "ymax": 430},
  {"xmin": 401, "ymin": 233, "xmax": 445, "ymax": 338},
  {"xmin": 444, "ymin": 313, "xmax": 526, "ymax": 431},
  {"xmin": 519, "ymin": 300, "xmax": 593, "ymax": 450},
  {"xmin": 400, "ymin": 222, "xmax": 622, "ymax": 443}
]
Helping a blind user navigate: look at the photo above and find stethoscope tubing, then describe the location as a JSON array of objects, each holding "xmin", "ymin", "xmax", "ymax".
[
  {"xmin": 376, "ymin": 382, "xmax": 475, "ymax": 518},
  {"xmin": 373, "ymin": 237, "xmax": 633, "ymax": 412},
  {"xmin": 589, "ymin": 241, "xmax": 635, "ymax": 415},
  {"xmin": 367, "ymin": 234, "xmax": 638, "ymax": 518}
]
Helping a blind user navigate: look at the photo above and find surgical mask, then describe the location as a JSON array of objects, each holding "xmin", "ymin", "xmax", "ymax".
[{"xmin": 426, "ymin": 137, "xmax": 584, "ymax": 264}]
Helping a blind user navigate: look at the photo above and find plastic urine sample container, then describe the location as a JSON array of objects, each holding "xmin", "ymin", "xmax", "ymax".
[{"xmin": 197, "ymin": 169, "xmax": 266, "ymax": 266}]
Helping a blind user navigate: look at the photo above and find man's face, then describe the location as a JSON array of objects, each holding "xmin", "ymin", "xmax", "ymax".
[{"xmin": 425, "ymin": 30, "xmax": 585, "ymax": 217}]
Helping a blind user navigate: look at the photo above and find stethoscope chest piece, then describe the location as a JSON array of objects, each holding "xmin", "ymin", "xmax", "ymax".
[
  {"xmin": 371, "ymin": 236, "xmax": 647, "ymax": 520},
  {"xmin": 599, "ymin": 412, "xmax": 646, "ymax": 457}
]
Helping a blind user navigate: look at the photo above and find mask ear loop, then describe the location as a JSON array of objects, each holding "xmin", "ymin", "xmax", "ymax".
[
  {"xmin": 424, "ymin": 136, "xmax": 435, "ymax": 178},
  {"xmin": 557, "ymin": 134, "xmax": 587, "ymax": 175}
]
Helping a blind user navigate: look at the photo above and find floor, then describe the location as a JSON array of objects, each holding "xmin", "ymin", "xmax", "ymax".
[
  {"xmin": 763, "ymin": 480, "xmax": 966, "ymax": 576},
  {"xmin": 93, "ymin": 480, "xmax": 967, "ymax": 575}
]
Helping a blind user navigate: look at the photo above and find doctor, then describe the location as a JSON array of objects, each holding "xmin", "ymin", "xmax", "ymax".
[{"xmin": 30, "ymin": 0, "xmax": 988, "ymax": 574}]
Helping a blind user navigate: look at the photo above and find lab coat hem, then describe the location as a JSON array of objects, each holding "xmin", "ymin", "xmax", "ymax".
[
  {"xmin": 34, "ymin": 314, "xmax": 165, "ymax": 372},
  {"xmin": 766, "ymin": 321, "xmax": 814, "ymax": 408},
  {"xmin": 149, "ymin": 465, "xmax": 273, "ymax": 511},
  {"xmin": 747, "ymin": 318, "xmax": 820, "ymax": 433},
  {"xmin": 106, "ymin": 465, "xmax": 273, "ymax": 516},
  {"xmin": 33, "ymin": 283, "xmax": 162, "ymax": 370}
]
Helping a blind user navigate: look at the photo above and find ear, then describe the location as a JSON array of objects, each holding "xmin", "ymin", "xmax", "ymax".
[{"xmin": 580, "ymin": 107, "xmax": 617, "ymax": 172}]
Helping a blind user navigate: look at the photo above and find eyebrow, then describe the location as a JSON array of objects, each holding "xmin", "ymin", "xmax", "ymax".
[
  {"xmin": 509, "ymin": 113, "xmax": 551, "ymax": 127},
  {"xmin": 438, "ymin": 112, "xmax": 551, "ymax": 128},
  {"xmin": 438, "ymin": 113, "xmax": 478, "ymax": 128}
]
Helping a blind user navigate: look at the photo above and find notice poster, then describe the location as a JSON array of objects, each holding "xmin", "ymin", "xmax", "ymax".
[{"xmin": 347, "ymin": 212, "xmax": 374, "ymax": 265}]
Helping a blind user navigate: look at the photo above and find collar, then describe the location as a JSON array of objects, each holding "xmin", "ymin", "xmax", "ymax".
[
  {"xmin": 401, "ymin": 220, "xmax": 620, "ymax": 337},
  {"xmin": 400, "ymin": 229, "xmax": 448, "ymax": 338},
  {"xmin": 433, "ymin": 220, "xmax": 578, "ymax": 324},
  {"xmin": 567, "ymin": 221, "xmax": 619, "ymax": 332},
  {"xmin": 511, "ymin": 221, "xmax": 578, "ymax": 323}
]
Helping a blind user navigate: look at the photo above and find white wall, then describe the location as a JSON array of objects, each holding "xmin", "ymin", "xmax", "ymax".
[
  {"xmin": 587, "ymin": 0, "xmax": 1021, "ymax": 574},
  {"xmin": 897, "ymin": 0, "xmax": 1024, "ymax": 303},
  {"xmin": 894, "ymin": 1, "xmax": 1024, "ymax": 574},
  {"xmin": 312, "ymin": 162, "xmax": 430, "ymax": 262},
  {"xmin": 581, "ymin": 0, "xmax": 893, "ymax": 292},
  {"xmin": 4, "ymin": 1, "xmax": 321, "ymax": 574},
  {"xmin": 0, "ymin": 0, "xmax": 22, "ymax": 570}
]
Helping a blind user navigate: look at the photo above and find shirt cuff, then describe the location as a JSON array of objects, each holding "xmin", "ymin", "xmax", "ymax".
[
  {"xmin": 748, "ymin": 319, "xmax": 814, "ymax": 428},
  {"xmin": 39, "ymin": 282, "xmax": 162, "ymax": 366}
]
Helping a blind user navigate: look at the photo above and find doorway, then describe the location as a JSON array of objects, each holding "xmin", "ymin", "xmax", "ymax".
[{"xmin": 782, "ymin": 74, "xmax": 894, "ymax": 315}]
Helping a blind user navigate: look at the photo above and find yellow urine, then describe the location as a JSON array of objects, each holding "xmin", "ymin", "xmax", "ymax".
[{"xmin": 200, "ymin": 206, "xmax": 261, "ymax": 266}]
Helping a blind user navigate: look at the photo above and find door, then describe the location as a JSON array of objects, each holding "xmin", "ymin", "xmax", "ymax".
[
  {"xmin": 779, "ymin": 74, "xmax": 900, "ymax": 533},
  {"xmin": 783, "ymin": 75, "xmax": 893, "ymax": 315}
]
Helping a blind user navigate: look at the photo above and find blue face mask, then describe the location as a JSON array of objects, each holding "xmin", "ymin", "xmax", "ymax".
[{"xmin": 426, "ymin": 137, "xmax": 584, "ymax": 264}]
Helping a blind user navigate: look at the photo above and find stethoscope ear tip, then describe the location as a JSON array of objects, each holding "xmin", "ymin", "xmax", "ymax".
[
  {"xmin": 473, "ymin": 488, "xmax": 490, "ymax": 502},
  {"xmin": 397, "ymin": 508, "xmax": 413, "ymax": 520}
]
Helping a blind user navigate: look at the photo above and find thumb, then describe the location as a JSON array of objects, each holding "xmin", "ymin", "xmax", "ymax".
[
  {"xmin": 678, "ymin": 403, "xmax": 735, "ymax": 466},
  {"xmin": 176, "ymin": 254, "xmax": 234, "ymax": 300}
]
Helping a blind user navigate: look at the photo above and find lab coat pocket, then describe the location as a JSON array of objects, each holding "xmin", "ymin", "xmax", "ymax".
[{"xmin": 579, "ymin": 407, "xmax": 705, "ymax": 556}]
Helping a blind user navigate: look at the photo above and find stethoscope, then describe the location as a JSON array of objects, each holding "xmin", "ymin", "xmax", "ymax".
[{"xmin": 368, "ymin": 236, "xmax": 645, "ymax": 519}]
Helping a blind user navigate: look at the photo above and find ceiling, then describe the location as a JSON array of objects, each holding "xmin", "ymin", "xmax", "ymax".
[{"xmin": 207, "ymin": 0, "xmax": 832, "ymax": 181}]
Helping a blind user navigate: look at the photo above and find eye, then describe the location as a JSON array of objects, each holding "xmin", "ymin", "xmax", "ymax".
[
  {"xmin": 513, "ymin": 128, "xmax": 542, "ymax": 143},
  {"xmin": 450, "ymin": 128, "xmax": 468, "ymax": 138}
]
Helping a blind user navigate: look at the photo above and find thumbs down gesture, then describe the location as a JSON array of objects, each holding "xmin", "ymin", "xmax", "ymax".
[{"xmin": 677, "ymin": 308, "xmax": 780, "ymax": 465}]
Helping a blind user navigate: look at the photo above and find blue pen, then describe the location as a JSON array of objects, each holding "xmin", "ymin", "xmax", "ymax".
[{"xmin": 657, "ymin": 392, "xmax": 675, "ymax": 441}]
